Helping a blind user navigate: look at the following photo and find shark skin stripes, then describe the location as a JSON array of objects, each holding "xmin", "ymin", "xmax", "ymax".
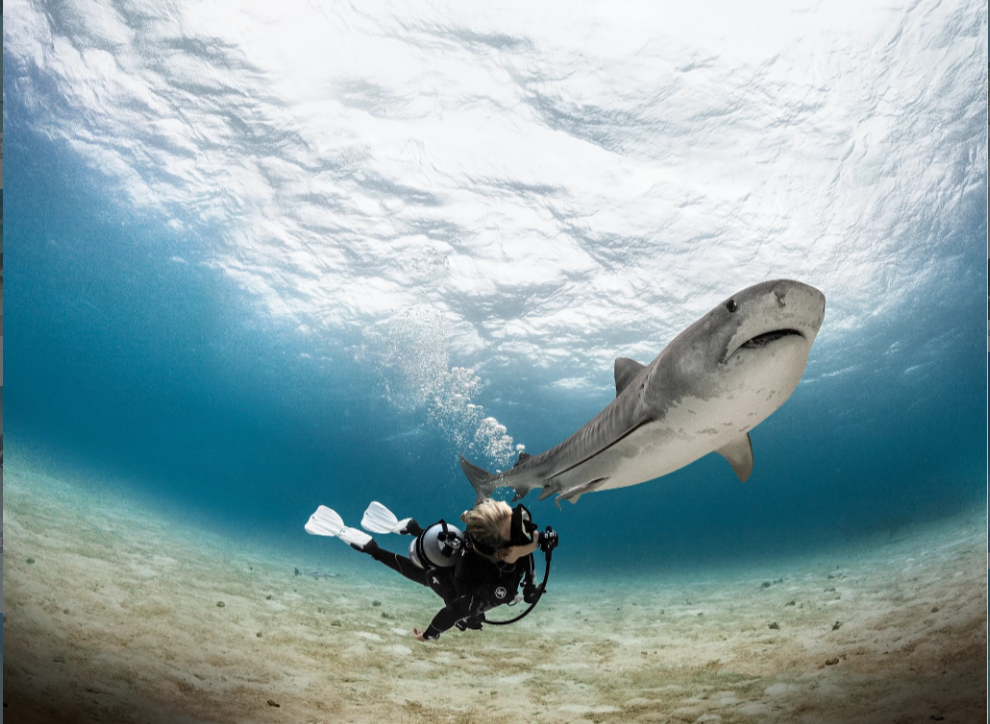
[{"xmin": 460, "ymin": 279, "xmax": 826, "ymax": 508}]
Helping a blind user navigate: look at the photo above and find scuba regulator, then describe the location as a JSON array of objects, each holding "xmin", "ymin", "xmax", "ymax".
[{"xmin": 539, "ymin": 526, "xmax": 559, "ymax": 554}]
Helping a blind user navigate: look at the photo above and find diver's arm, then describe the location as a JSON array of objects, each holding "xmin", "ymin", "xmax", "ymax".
[{"xmin": 502, "ymin": 531, "xmax": 540, "ymax": 564}]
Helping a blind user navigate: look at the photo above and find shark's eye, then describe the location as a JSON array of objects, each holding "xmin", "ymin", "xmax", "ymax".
[{"xmin": 726, "ymin": 300, "xmax": 738, "ymax": 313}]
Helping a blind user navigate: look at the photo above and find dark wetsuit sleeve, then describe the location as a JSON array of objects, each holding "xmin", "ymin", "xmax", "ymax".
[{"xmin": 422, "ymin": 593, "xmax": 481, "ymax": 640}]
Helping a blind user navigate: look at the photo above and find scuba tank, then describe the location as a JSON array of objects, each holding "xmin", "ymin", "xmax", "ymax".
[{"xmin": 408, "ymin": 520, "xmax": 464, "ymax": 569}]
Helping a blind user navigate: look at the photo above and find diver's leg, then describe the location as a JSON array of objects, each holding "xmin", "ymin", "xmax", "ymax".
[{"xmin": 355, "ymin": 540, "xmax": 430, "ymax": 587}]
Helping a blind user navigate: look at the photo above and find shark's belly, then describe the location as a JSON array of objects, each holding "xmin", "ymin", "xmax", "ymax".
[
  {"xmin": 553, "ymin": 355, "xmax": 807, "ymax": 494},
  {"xmin": 597, "ymin": 415, "xmax": 733, "ymax": 491}
]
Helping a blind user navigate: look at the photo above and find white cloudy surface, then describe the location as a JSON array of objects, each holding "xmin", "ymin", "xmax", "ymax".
[{"xmin": 5, "ymin": 0, "xmax": 986, "ymax": 386}]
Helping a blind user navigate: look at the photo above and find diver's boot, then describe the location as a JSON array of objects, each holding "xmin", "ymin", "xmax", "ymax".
[
  {"xmin": 398, "ymin": 520, "xmax": 424, "ymax": 537},
  {"xmin": 351, "ymin": 537, "xmax": 380, "ymax": 557}
]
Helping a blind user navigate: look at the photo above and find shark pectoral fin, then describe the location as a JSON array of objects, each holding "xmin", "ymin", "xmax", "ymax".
[
  {"xmin": 510, "ymin": 489, "xmax": 532, "ymax": 503},
  {"xmin": 613, "ymin": 357, "xmax": 646, "ymax": 397},
  {"xmin": 554, "ymin": 477, "xmax": 608, "ymax": 509},
  {"xmin": 716, "ymin": 433, "xmax": 754, "ymax": 483}
]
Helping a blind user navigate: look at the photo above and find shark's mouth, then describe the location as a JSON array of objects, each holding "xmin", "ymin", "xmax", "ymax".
[{"xmin": 740, "ymin": 328, "xmax": 803, "ymax": 350}]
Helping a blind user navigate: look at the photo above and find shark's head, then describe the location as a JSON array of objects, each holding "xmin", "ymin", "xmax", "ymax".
[
  {"xmin": 655, "ymin": 279, "xmax": 825, "ymax": 407},
  {"xmin": 719, "ymin": 279, "xmax": 826, "ymax": 364}
]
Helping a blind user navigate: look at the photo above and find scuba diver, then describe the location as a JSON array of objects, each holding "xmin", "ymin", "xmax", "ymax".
[{"xmin": 305, "ymin": 499, "xmax": 558, "ymax": 641}]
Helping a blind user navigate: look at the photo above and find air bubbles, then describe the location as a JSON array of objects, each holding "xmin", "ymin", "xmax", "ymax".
[
  {"xmin": 370, "ymin": 306, "xmax": 519, "ymax": 470},
  {"xmin": 473, "ymin": 417, "xmax": 516, "ymax": 468}
]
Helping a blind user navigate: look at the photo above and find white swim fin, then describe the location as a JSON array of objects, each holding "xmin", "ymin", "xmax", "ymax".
[
  {"xmin": 305, "ymin": 505, "xmax": 372, "ymax": 548},
  {"xmin": 361, "ymin": 501, "xmax": 414, "ymax": 535}
]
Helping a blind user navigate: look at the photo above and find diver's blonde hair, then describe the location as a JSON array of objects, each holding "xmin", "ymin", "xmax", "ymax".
[{"xmin": 461, "ymin": 499, "xmax": 511, "ymax": 560}]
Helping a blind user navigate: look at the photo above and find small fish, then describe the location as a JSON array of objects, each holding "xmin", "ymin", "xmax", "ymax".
[{"xmin": 294, "ymin": 567, "xmax": 337, "ymax": 579}]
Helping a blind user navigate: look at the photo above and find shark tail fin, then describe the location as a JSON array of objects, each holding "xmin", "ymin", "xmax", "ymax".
[{"xmin": 459, "ymin": 456, "xmax": 500, "ymax": 505}]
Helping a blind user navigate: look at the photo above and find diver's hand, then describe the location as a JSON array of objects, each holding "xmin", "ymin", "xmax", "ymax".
[
  {"xmin": 502, "ymin": 532, "xmax": 540, "ymax": 564},
  {"xmin": 413, "ymin": 628, "xmax": 431, "ymax": 642}
]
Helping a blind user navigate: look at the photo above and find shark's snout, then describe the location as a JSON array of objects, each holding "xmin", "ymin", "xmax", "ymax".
[{"xmin": 722, "ymin": 280, "xmax": 825, "ymax": 362}]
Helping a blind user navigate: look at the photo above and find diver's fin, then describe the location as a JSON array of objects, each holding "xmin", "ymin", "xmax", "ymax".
[
  {"xmin": 716, "ymin": 433, "xmax": 753, "ymax": 483},
  {"xmin": 460, "ymin": 456, "xmax": 498, "ymax": 504},
  {"xmin": 304, "ymin": 505, "xmax": 373, "ymax": 547},
  {"xmin": 554, "ymin": 477, "xmax": 608, "ymax": 509},
  {"xmin": 614, "ymin": 357, "xmax": 645, "ymax": 397},
  {"xmin": 361, "ymin": 501, "xmax": 414, "ymax": 534},
  {"xmin": 304, "ymin": 505, "xmax": 345, "ymax": 536}
]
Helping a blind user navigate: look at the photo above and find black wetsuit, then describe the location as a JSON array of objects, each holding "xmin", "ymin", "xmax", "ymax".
[{"xmin": 367, "ymin": 539, "xmax": 532, "ymax": 640}]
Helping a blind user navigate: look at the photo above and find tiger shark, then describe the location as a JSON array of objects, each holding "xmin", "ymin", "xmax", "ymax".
[{"xmin": 461, "ymin": 279, "xmax": 826, "ymax": 507}]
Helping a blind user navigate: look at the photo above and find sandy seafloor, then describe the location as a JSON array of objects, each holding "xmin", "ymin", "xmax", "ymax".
[{"xmin": 2, "ymin": 463, "xmax": 986, "ymax": 724}]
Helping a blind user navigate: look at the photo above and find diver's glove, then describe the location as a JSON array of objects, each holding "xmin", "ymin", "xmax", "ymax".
[{"xmin": 523, "ymin": 583, "xmax": 546, "ymax": 604}]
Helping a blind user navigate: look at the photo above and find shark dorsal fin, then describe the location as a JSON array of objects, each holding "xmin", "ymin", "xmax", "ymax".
[
  {"xmin": 613, "ymin": 357, "xmax": 646, "ymax": 397},
  {"xmin": 513, "ymin": 451, "xmax": 532, "ymax": 468}
]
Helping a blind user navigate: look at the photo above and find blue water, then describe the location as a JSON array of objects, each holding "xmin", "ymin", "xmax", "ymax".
[
  {"xmin": 3, "ymin": 0, "xmax": 987, "ymax": 584},
  {"xmin": 6, "ymin": 115, "xmax": 986, "ymax": 577}
]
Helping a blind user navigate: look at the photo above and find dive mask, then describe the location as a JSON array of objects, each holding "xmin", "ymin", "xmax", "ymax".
[
  {"xmin": 468, "ymin": 503, "xmax": 539, "ymax": 557},
  {"xmin": 508, "ymin": 504, "xmax": 538, "ymax": 547}
]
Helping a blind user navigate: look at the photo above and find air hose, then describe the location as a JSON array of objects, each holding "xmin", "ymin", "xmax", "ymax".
[{"xmin": 483, "ymin": 526, "xmax": 557, "ymax": 626}]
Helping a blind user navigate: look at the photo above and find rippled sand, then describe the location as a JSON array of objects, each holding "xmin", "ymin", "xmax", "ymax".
[{"xmin": 3, "ymin": 463, "xmax": 986, "ymax": 723}]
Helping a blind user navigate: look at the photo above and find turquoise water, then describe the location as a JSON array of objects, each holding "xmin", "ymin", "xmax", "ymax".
[
  {"xmin": 4, "ymin": 1, "xmax": 986, "ymax": 579},
  {"xmin": 5, "ymin": 110, "xmax": 986, "ymax": 579}
]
